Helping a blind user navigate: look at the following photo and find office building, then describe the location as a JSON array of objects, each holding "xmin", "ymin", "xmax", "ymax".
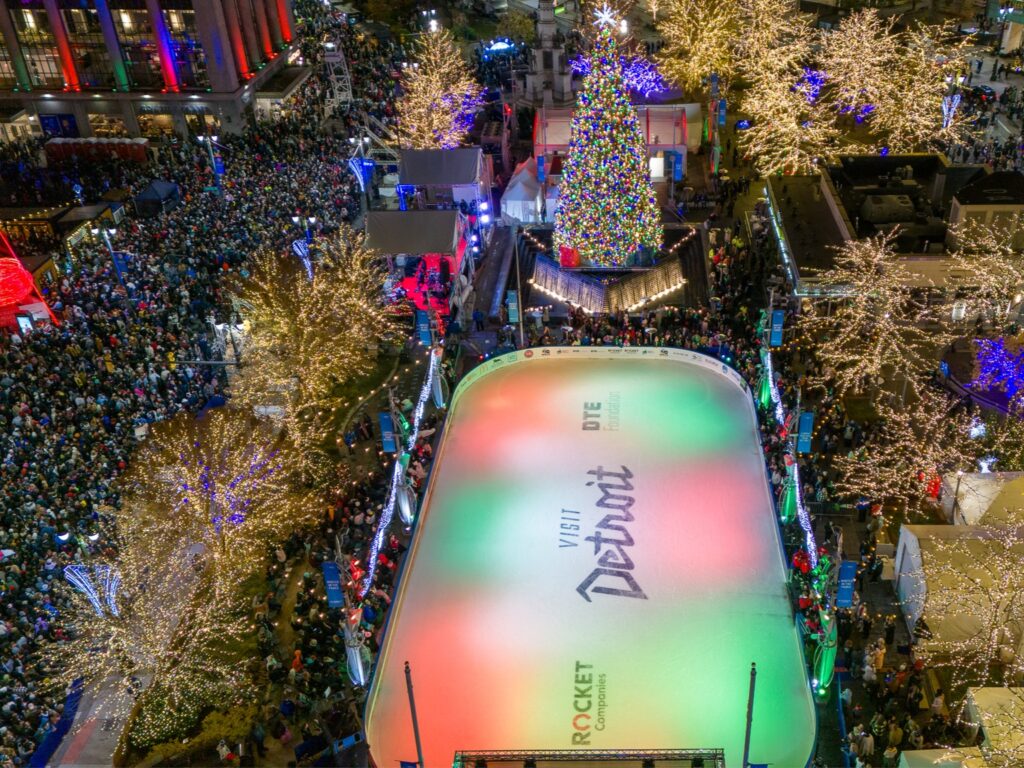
[{"xmin": 0, "ymin": 0, "xmax": 306, "ymax": 142}]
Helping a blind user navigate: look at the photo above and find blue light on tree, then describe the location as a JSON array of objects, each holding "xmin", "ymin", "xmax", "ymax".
[
  {"xmin": 179, "ymin": 442, "xmax": 283, "ymax": 533},
  {"xmin": 569, "ymin": 54, "xmax": 667, "ymax": 97},
  {"xmin": 974, "ymin": 337, "xmax": 1024, "ymax": 405},
  {"xmin": 794, "ymin": 68, "xmax": 827, "ymax": 104}
]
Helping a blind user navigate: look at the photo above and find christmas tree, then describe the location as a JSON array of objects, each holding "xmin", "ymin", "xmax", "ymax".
[{"xmin": 554, "ymin": 16, "xmax": 662, "ymax": 268}]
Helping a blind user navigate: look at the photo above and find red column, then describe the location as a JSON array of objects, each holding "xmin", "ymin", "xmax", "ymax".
[
  {"xmin": 220, "ymin": 0, "xmax": 251, "ymax": 78},
  {"xmin": 145, "ymin": 0, "xmax": 180, "ymax": 92},
  {"xmin": 275, "ymin": 0, "xmax": 293, "ymax": 43},
  {"xmin": 41, "ymin": 0, "xmax": 80, "ymax": 91}
]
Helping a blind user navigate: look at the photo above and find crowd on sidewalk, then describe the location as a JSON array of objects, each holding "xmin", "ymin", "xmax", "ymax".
[{"xmin": 0, "ymin": 5, "xmax": 417, "ymax": 765}]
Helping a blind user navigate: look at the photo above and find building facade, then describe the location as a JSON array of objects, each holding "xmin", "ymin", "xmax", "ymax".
[{"xmin": 0, "ymin": 0, "xmax": 300, "ymax": 142}]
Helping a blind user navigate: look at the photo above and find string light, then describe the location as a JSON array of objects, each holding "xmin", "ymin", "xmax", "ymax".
[
  {"xmin": 233, "ymin": 225, "xmax": 399, "ymax": 483},
  {"xmin": 795, "ymin": 230, "xmax": 945, "ymax": 402},
  {"xmin": 360, "ymin": 348, "xmax": 441, "ymax": 598},
  {"xmin": 906, "ymin": 525, "xmax": 1024, "ymax": 695}
]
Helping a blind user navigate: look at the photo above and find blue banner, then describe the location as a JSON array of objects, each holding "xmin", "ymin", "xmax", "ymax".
[
  {"xmin": 110, "ymin": 252, "xmax": 134, "ymax": 297},
  {"xmin": 507, "ymin": 290, "xmax": 520, "ymax": 324},
  {"xmin": 769, "ymin": 309, "xmax": 785, "ymax": 347},
  {"xmin": 321, "ymin": 561, "xmax": 344, "ymax": 609},
  {"xmin": 213, "ymin": 155, "xmax": 225, "ymax": 176},
  {"xmin": 718, "ymin": 98, "xmax": 727, "ymax": 127},
  {"xmin": 836, "ymin": 560, "xmax": 858, "ymax": 608},
  {"xmin": 415, "ymin": 309, "xmax": 432, "ymax": 346},
  {"xmin": 537, "ymin": 156, "xmax": 546, "ymax": 183},
  {"xmin": 379, "ymin": 411, "xmax": 396, "ymax": 453},
  {"xmin": 673, "ymin": 151, "xmax": 684, "ymax": 182},
  {"xmin": 797, "ymin": 410, "xmax": 815, "ymax": 454}
]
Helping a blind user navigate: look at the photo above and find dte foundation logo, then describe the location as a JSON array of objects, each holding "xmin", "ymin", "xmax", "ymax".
[
  {"xmin": 569, "ymin": 661, "xmax": 608, "ymax": 745},
  {"xmin": 580, "ymin": 393, "xmax": 621, "ymax": 431}
]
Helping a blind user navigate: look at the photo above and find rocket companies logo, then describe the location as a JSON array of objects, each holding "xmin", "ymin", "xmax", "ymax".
[{"xmin": 570, "ymin": 661, "xmax": 608, "ymax": 745}]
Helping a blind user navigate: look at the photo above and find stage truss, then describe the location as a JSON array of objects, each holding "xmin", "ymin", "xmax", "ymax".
[{"xmin": 452, "ymin": 748, "xmax": 726, "ymax": 767}]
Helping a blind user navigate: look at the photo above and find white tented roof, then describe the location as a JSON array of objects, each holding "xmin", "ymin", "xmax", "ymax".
[{"xmin": 896, "ymin": 525, "xmax": 1024, "ymax": 659}]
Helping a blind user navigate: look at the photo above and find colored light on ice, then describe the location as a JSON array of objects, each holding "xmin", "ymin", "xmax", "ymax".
[{"xmin": 365, "ymin": 348, "xmax": 815, "ymax": 766}]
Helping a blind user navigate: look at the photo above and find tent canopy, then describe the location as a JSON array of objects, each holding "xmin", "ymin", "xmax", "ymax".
[
  {"xmin": 500, "ymin": 158, "xmax": 543, "ymax": 224},
  {"xmin": 364, "ymin": 210, "xmax": 460, "ymax": 255},
  {"xmin": 897, "ymin": 748, "xmax": 983, "ymax": 768},
  {"xmin": 941, "ymin": 471, "xmax": 1024, "ymax": 526},
  {"xmin": 133, "ymin": 180, "xmax": 180, "ymax": 218},
  {"xmin": 967, "ymin": 686, "xmax": 1024, "ymax": 759},
  {"xmin": 398, "ymin": 148, "xmax": 481, "ymax": 187},
  {"xmin": 896, "ymin": 525, "xmax": 1024, "ymax": 657}
]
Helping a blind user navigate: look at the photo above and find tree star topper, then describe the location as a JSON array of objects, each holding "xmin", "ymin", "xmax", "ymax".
[{"xmin": 594, "ymin": 3, "xmax": 617, "ymax": 27}]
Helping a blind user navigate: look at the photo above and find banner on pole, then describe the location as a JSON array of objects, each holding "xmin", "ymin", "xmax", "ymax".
[
  {"xmin": 797, "ymin": 410, "xmax": 815, "ymax": 454},
  {"xmin": 769, "ymin": 309, "xmax": 785, "ymax": 347},
  {"xmin": 415, "ymin": 310, "xmax": 432, "ymax": 346},
  {"xmin": 836, "ymin": 560, "xmax": 858, "ymax": 608},
  {"xmin": 321, "ymin": 561, "xmax": 344, "ymax": 609},
  {"xmin": 506, "ymin": 290, "xmax": 520, "ymax": 324},
  {"xmin": 379, "ymin": 411, "xmax": 397, "ymax": 453}
]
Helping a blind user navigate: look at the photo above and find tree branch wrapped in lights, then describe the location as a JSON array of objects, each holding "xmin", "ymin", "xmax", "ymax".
[{"xmin": 232, "ymin": 224, "xmax": 400, "ymax": 482}]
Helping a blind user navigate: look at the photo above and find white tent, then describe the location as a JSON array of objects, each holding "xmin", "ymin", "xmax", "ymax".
[
  {"xmin": 941, "ymin": 472, "xmax": 1024, "ymax": 526},
  {"xmin": 500, "ymin": 158, "xmax": 543, "ymax": 225},
  {"xmin": 544, "ymin": 185, "xmax": 560, "ymax": 222},
  {"xmin": 965, "ymin": 687, "xmax": 1024, "ymax": 762},
  {"xmin": 898, "ymin": 748, "xmax": 983, "ymax": 768},
  {"xmin": 895, "ymin": 525, "xmax": 1024, "ymax": 662}
]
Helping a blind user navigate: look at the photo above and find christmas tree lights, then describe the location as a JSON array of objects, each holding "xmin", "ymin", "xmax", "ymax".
[{"xmin": 553, "ymin": 17, "xmax": 661, "ymax": 268}]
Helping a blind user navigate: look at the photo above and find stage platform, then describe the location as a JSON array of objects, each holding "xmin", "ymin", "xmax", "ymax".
[{"xmin": 364, "ymin": 348, "xmax": 815, "ymax": 766}]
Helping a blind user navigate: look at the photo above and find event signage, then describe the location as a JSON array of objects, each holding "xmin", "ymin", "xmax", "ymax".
[
  {"xmin": 718, "ymin": 99, "xmax": 727, "ymax": 127},
  {"xmin": 769, "ymin": 309, "xmax": 785, "ymax": 347},
  {"xmin": 378, "ymin": 412, "xmax": 397, "ymax": 453},
  {"xmin": 797, "ymin": 410, "xmax": 815, "ymax": 454},
  {"xmin": 537, "ymin": 155, "xmax": 546, "ymax": 182},
  {"xmin": 321, "ymin": 561, "xmax": 344, "ymax": 608},
  {"xmin": 674, "ymin": 150, "xmax": 685, "ymax": 182},
  {"xmin": 836, "ymin": 560, "xmax": 858, "ymax": 608},
  {"xmin": 507, "ymin": 290, "xmax": 520, "ymax": 324},
  {"xmin": 415, "ymin": 310, "xmax": 432, "ymax": 346}
]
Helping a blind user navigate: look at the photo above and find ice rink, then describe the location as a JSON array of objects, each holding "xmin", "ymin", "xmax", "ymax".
[{"xmin": 365, "ymin": 347, "xmax": 815, "ymax": 766}]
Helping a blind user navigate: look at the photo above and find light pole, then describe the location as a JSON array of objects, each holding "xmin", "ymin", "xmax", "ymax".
[
  {"xmin": 953, "ymin": 469, "xmax": 965, "ymax": 525},
  {"xmin": 90, "ymin": 226, "xmax": 127, "ymax": 294},
  {"xmin": 291, "ymin": 214, "xmax": 317, "ymax": 245}
]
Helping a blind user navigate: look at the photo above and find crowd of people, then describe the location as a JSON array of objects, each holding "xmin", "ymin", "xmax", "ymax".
[{"xmin": 0, "ymin": 4, "xmax": 419, "ymax": 765}]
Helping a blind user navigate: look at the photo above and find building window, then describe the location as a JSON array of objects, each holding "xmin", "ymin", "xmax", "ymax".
[
  {"xmin": 109, "ymin": 5, "xmax": 162, "ymax": 89},
  {"xmin": 161, "ymin": 8, "xmax": 209, "ymax": 90},
  {"xmin": 0, "ymin": 40, "xmax": 18, "ymax": 90},
  {"xmin": 9, "ymin": 7, "xmax": 64, "ymax": 89},
  {"xmin": 61, "ymin": 8, "xmax": 116, "ymax": 90}
]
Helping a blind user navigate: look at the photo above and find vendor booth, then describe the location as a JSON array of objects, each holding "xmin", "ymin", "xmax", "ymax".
[
  {"xmin": 365, "ymin": 210, "xmax": 472, "ymax": 325},
  {"xmin": 500, "ymin": 158, "xmax": 543, "ymax": 225},
  {"xmin": 941, "ymin": 472, "xmax": 1024, "ymax": 526},
  {"xmin": 133, "ymin": 180, "xmax": 181, "ymax": 218},
  {"xmin": 964, "ymin": 687, "xmax": 1024, "ymax": 761},
  {"xmin": 897, "ymin": 748, "xmax": 983, "ymax": 768},
  {"xmin": 895, "ymin": 525, "xmax": 1024, "ymax": 666}
]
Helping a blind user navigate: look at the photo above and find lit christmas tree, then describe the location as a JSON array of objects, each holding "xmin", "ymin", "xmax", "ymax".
[{"xmin": 554, "ymin": 12, "xmax": 661, "ymax": 268}]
